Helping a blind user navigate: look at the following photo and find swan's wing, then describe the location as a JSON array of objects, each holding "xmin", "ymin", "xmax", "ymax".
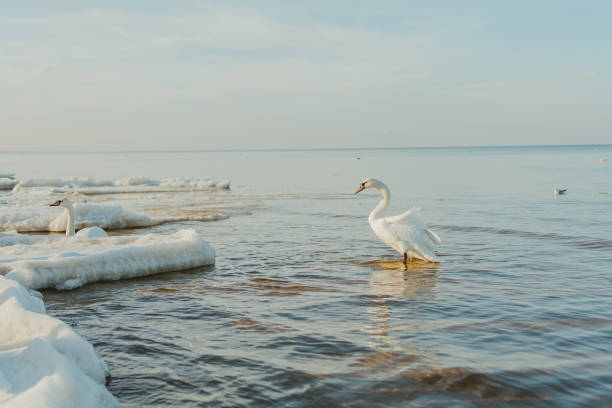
[
  {"xmin": 384, "ymin": 206, "xmax": 424, "ymax": 225},
  {"xmin": 399, "ymin": 228, "xmax": 439, "ymax": 261},
  {"xmin": 386, "ymin": 221, "xmax": 434, "ymax": 249},
  {"xmin": 371, "ymin": 218, "xmax": 440, "ymax": 262},
  {"xmin": 385, "ymin": 207, "xmax": 441, "ymax": 246},
  {"xmin": 375, "ymin": 208, "xmax": 441, "ymax": 261}
]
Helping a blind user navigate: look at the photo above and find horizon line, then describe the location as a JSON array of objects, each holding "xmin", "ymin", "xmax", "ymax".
[{"xmin": 1, "ymin": 143, "xmax": 611, "ymax": 155}]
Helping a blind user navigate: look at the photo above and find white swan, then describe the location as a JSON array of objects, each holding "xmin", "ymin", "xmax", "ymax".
[
  {"xmin": 50, "ymin": 198, "xmax": 108, "ymax": 238},
  {"xmin": 355, "ymin": 178, "xmax": 441, "ymax": 263}
]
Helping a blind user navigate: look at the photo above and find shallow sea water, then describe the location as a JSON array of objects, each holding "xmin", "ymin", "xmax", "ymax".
[{"xmin": 2, "ymin": 146, "xmax": 611, "ymax": 407}]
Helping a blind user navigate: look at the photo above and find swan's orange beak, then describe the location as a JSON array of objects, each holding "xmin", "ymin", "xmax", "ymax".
[
  {"xmin": 49, "ymin": 200, "xmax": 61, "ymax": 206},
  {"xmin": 355, "ymin": 185, "xmax": 365, "ymax": 194}
]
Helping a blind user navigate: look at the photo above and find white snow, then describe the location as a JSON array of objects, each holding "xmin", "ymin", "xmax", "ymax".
[
  {"xmin": 2, "ymin": 229, "xmax": 215, "ymax": 290},
  {"xmin": 15, "ymin": 177, "xmax": 114, "ymax": 188},
  {"xmin": 13, "ymin": 176, "xmax": 231, "ymax": 192},
  {"xmin": 113, "ymin": 176, "xmax": 157, "ymax": 186},
  {"xmin": 0, "ymin": 202, "xmax": 152, "ymax": 232},
  {"xmin": 0, "ymin": 276, "xmax": 120, "ymax": 407},
  {"xmin": 158, "ymin": 177, "xmax": 231, "ymax": 189}
]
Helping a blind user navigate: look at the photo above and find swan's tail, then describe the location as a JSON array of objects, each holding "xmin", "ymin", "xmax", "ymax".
[{"xmin": 425, "ymin": 229, "xmax": 441, "ymax": 246}]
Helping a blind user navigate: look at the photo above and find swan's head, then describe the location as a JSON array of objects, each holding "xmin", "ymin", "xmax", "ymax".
[
  {"xmin": 49, "ymin": 198, "xmax": 73, "ymax": 208},
  {"xmin": 355, "ymin": 177, "xmax": 380, "ymax": 194}
]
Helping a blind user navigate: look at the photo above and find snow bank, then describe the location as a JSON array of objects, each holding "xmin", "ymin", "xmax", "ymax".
[
  {"xmin": 3, "ymin": 229, "xmax": 215, "ymax": 290},
  {"xmin": 113, "ymin": 176, "xmax": 158, "ymax": 186},
  {"xmin": 158, "ymin": 177, "xmax": 230, "ymax": 189},
  {"xmin": 13, "ymin": 176, "xmax": 231, "ymax": 192},
  {"xmin": 0, "ymin": 277, "xmax": 120, "ymax": 407},
  {"xmin": 15, "ymin": 177, "xmax": 114, "ymax": 188},
  {"xmin": 0, "ymin": 203, "xmax": 151, "ymax": 232}
]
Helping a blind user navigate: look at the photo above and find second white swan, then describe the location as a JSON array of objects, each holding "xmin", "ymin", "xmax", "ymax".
[
  {"xmin": 50, "ymin": 198, "xmax": 108, "ymax": 238},
  {"xmin": 355, "ymin": 178, "xmax": 441, "ymax": 263}
]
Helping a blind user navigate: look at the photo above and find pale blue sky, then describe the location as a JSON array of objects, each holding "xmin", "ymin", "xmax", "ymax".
[{"xmin": 1, "ymin": 1, "xmax": 610, "ymax": 150}]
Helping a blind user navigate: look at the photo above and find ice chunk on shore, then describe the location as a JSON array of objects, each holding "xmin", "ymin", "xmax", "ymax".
[
  {"xmin": 0, "ymin": 277, "xmax": 120, "ymax": 407},
  {"xmin": 0, "ymin": 202, "xmax": 151, "ymax": 232},
  {"xmin": 3, "ymin": 229, "xmax": 215, "ymax": 290}
]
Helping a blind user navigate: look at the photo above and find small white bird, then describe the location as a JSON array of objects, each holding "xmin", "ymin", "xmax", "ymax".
[
  {"xmin": 50, "ymin": 198, "xmax": 108, "ymax": 238},
  {"xmin": 355, "ymin": 178, "xmax": 441, "ymax": 263},
  {"xmin": 554, "ymin": 188, "xmax": 567, "ymax": 196}
]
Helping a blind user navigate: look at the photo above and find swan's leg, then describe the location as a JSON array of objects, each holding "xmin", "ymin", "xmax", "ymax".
[{"xmin": 403, "ymin": 252, "xmax": 407, "ymax": 265}]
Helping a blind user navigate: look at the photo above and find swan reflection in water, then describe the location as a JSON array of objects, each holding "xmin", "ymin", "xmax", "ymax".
[
  {"xmin": 359, "ymin": 258, "xmax": 439, "ymax": 353},
  {"xmin": 363, "ymin": 258, "xmax": 439, "ymax": 300}
]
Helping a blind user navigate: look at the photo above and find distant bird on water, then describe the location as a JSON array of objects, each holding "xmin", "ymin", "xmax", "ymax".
[{"xmin": 554, "ymin": 188, "xmax": 567, "ymax": 196}]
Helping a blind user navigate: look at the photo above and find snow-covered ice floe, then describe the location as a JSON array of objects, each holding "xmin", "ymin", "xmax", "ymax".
[
  {"xmin": 0, "ymin": 276, "xmax": 120, "ymax": 407},
  {"xmin": 1, "ymin": 229, "xmax": 215, "ymax": 290},
  {"xmin": 0, "ymin": 202, "xmax": 152, "ymax": 232},
  {"xmin": 0, "ymin": 202, "xmax": 228, "ymax": 233},
  {"xmin": 12, "ymin": 176, "xmax": 231, "ymax": 193}
]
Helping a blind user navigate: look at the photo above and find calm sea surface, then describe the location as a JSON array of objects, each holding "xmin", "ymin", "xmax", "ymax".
[{"xmin": 2, "ymin": 146, "xmax": 611, "ymax": 407}]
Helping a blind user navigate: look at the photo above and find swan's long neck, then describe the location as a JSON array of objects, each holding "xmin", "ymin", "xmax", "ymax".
[
  {"xmin": 64, "ymin": 204, "xmax": 76, "ymax": 236},
  {"xmin": 369, "ymin": 183, "xmax": 391, "ymax": 223}
]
